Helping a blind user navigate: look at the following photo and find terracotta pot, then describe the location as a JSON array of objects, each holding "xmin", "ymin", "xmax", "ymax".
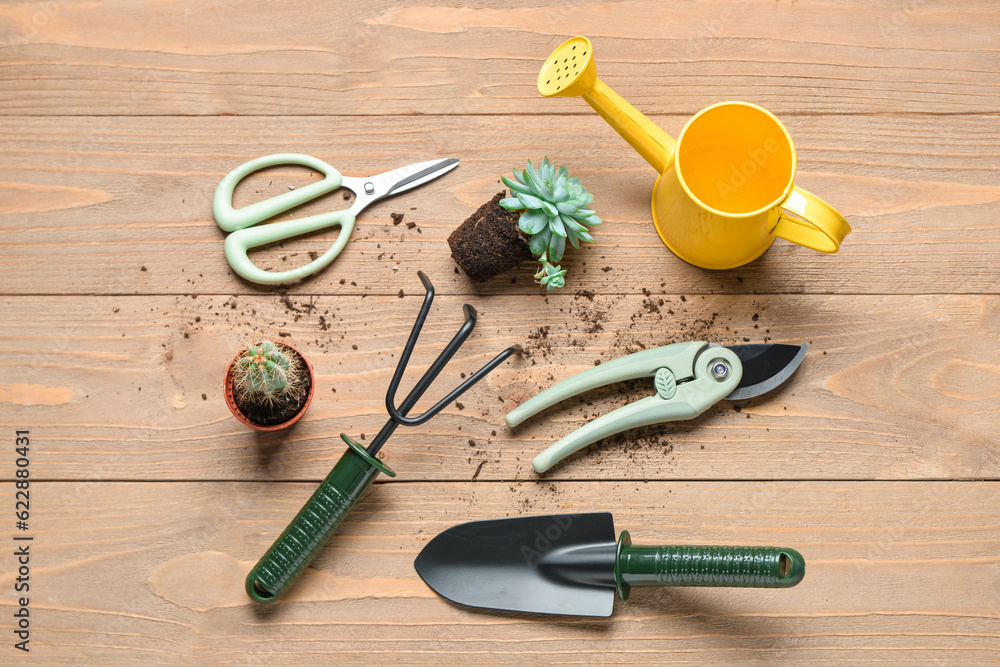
[{"xmin": 224, "ymin": 341, "xmax": 315, "ymax": 432}]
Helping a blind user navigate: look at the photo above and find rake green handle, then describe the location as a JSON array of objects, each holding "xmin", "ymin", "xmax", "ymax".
[
  {"xmin": 245, "ymin": 435, "xmax": 395, "ymax": 604},
  {"xmin": 614, "ymin": 531, "xmax": 805, "ymax": 600}
]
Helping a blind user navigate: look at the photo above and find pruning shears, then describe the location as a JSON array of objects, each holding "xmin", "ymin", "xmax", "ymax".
[{"xmin": 506, "ymin": 341, "xmax": 807, "ymax": 472}]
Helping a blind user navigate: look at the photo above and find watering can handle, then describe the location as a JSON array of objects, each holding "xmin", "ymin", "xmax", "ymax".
[
  {"xmin": 771, "ymin": 186, "xmax": 852, "ymax": 254},
  {"xmin": 583, "ymin": 79, "xmax": 676, "ymax": 173}
]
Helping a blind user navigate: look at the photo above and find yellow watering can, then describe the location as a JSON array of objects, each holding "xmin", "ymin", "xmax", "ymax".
[{"xmin": 537, "ymin": 36, "xmax": 851, "ymax": 270}]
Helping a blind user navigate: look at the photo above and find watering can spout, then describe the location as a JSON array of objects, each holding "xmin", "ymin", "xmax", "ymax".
[{"xmin": 537, "ymin": 36, "xmax": 676, "ymax": 173}]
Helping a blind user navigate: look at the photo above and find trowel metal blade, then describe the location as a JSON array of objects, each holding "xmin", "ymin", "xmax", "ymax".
[{"xmin": 414, "ymin": 512, "xmax": 618, "ymax": 617}]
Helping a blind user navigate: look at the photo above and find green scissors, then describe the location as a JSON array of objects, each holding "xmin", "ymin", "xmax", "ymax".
[{"xmin": 213, "ymin": 153, "xmax": 460, "ymax": 284}]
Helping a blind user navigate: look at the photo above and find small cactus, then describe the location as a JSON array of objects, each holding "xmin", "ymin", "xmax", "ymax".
[{"xmin": 232, "ymin": 341, "xmax": 305, "ymax": 408}]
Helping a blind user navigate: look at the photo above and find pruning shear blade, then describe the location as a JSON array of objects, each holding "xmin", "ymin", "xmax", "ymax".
[{"xmin": 725, "ymin": 343, "xmax": 807, "ymax": 400}]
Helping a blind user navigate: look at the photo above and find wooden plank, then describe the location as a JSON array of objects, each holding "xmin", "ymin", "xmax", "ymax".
[
  {"xmin": 4, "ymin": 480, "xmax": 997, "ymax": 664},
  {"xmin": 3, "ymin": 293, "xmax": 997, "ymax": 482},
  {"xmin": 0, "ymin": 1, "xmax": 994, "ymax": 664},
  {"xmin": 1, "ymin": 114, "xmax": 998, "ymax": 296},
  {"xmin": 1, "ymin": 0, "xmax": 999, "ymax": 116}
]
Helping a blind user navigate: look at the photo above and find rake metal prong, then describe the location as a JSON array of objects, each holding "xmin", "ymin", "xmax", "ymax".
[{"xmin": 366, "ymin": 273, "xmax": 514, "ymax": 456}]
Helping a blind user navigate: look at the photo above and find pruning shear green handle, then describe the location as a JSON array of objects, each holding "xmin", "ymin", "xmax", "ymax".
[
  {"xmin": 507, "ymin": 342, "xmax": 742, "ymax": 473},
  {"xmin": 213, "ymin": 153, "xmax": 460, "ymax": 284}
]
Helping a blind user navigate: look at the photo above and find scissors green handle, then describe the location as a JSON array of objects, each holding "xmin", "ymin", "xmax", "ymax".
[
  {"xmin": 213, "ymin": 153, "xmax": 461, "ymax": 285},
  {"xmin": 213, "ymin": 154, "xmax": 354, "ymax": 285}
]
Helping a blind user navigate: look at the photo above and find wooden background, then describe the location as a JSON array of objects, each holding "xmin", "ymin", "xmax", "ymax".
[{"xmin": 2, "ymin": 0, "xmax": 998, "ymax": 663}]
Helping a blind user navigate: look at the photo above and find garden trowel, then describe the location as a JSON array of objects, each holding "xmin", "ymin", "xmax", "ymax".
[{"xmin": 414, "ymin": 512, "xmax": 804, "ymax": 617}]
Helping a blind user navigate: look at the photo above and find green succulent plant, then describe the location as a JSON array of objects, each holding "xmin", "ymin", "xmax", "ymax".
[
  {"xmin": 534, "ymin": 253, "xmax": 567, "ymax": 292},
  {"xmin": 233, "ymin": 340, "xmax": 304, "ymax": 407},
  {"xmin": 499, "ymin": 158, "xmax": 601, "ymax": 264}
]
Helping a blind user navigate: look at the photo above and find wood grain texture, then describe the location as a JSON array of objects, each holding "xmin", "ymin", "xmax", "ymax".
[
  {"xmin": 2, "ymin": 481, "xmax": 997, "ymax": 665},
  {"xmin": 1, "ymin": 0, "xmax": 999, "ymax": 116},
  {"xmin": 2, "ymin": 0, "xmax": 998, "ymax": 662},
  {"xmin": 2, "ymin": 293, "xmax": 997, "ymax": 482},
  {"xmin": 0, "ymin": 114, "xmax": 998, "ymax": 297}
]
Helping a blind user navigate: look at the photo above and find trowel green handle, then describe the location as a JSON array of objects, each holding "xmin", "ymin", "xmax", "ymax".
[
  {"xmin": 245, "ymin": 435, "xmax": 395, "ymax": 604},
  {"xmin": 614, "ymin": 531, "xmax": 805, "ymax": 600}
]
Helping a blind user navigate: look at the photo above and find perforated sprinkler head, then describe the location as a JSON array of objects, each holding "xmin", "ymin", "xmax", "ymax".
[{"xmin": 537, "ymin": 36, "xmax": 596, "ymax": 98}]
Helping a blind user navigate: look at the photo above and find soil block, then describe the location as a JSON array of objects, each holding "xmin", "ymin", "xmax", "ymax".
[
  {"xmin": 233, "ymin": 347, "xmax": 312, "ymax": 427},
  {"xmin": 448, "ymin": 191, "xmax": 533, "ymax": 282}
]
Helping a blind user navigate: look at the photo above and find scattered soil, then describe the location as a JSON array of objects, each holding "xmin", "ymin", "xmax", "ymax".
[
  {"xmin": 448, "ymin": 191, "xmax": 532, "ymax": 282},
  {"xmin": 231, "ymin": 345, "xmax": 312, "ymax": 427}
]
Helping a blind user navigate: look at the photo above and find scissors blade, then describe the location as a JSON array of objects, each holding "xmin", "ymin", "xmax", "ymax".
[
  {"xmin": 386, "ymin": 158, "xmax": 460, "ymax": 196},
  {"xmin": 367, "ymin": 158, "xmax": 460, "ymax": 200},
  {"xmin": 345, "ymin": 158, "xmax": 460, "ymax": 215}
]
